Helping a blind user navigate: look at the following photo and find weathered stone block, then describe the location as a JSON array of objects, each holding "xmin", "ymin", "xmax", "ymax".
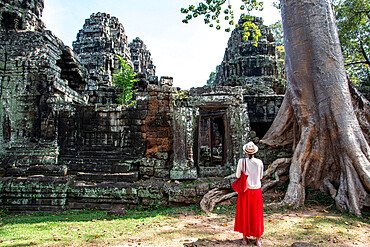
[
  {"xmin": 139, "ymin": 166, "xmax": 154, "ymax": 176},
  {"xmin": 154, "ymin": 152, "xmax": 169, "ymax": 160},
  {"xmin": 154, "ymin": 159, "xmax": 166, "ymax": 168},
  {"xmin": 198, "ymin": 167, "xmax": 230, "ymax": 177},
  {"xmin": 76, "ymin": 172, "xmax": 138, "ymax": 183},
  {"xmin": 209, "ymin": 179, "xmax": 232, "ymax": 189},
  {"xmin": 141, "ymin": 197, "xmax": 168, "ymax": 207},
  {"xmin": 183, "ymin": 187, "xmax": 196, "ymax": 197},
  {"xmin": 140, "ymin": 158, "xmax": 155, "ymax": 167},
  {"xmin": 26, "ymin": 165, "xmax": 67, "ymax": 176},
  {"xmin": 154, "ymin": 168, "xmax": 170, "ymax": 178},
  {"xmin": 137, "ymin": 189, "xmax": 163, "ymax": 199},
  {"xmin": 163, "ymin": 183, "xmax": 182, "ymax": 195},
  {"xmin": 168, "ymin": 194, "xmax": 200, "ymax": 204},
  {"xmin": 170, "ymin": 168, "xmax": 197, "ymax": 180},
  {"xmin": 112, "ymin": 163, "xmax": 131, "ymax": 173},
  {"xmin": 5, "ymin": 168, "xmax": 25, "ymax": 177}
]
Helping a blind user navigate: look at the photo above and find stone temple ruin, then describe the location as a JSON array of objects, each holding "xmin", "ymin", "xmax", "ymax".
[{"xmin": 0, "ymin": 0, "xmax": 290, "ymax": 212}]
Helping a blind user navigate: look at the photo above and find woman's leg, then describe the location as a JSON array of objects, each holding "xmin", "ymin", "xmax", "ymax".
[
  {"xmin": 256, "ymin": 237, "xmax": 262, "ymax": 246},
  {"xmin": 242, "ymin": 236, "xmax": 248, "ymax": 245}
]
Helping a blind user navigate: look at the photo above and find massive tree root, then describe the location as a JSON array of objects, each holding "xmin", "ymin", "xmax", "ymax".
[
  {"xmin": 200, "ymin": 188, "xmax": 237, "ymax": 213},
  {"xmin": 262, "ymin": 158, "xmax": 291, "ymax": 192},
  {"xmin": 261, "ymin": 0, "xmax": 370, "ymax": 216}
]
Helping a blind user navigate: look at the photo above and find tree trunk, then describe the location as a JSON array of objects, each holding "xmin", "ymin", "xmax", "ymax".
[{"xmin": 262, "ymin": 0, "xmax": 370, "ymax": 216}]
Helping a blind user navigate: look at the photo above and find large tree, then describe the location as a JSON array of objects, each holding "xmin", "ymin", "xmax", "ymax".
[
  {"xmin": 262, "ymin": 0, "xmax": 370, "ymax": 216},
  {"xmin": 183, "ymin": 0, "xmax": 370, "ymax": 216}
]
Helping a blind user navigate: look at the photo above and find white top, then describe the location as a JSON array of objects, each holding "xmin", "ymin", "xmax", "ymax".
[{"xmin": 236, "ymin": 158, "xmax": 264, "ymax": 189}]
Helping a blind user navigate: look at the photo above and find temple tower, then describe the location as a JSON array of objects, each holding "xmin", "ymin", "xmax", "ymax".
[
  {"xmin": 72, "ymin": 12, "xmax": 132, "ymax": 98},
  {"xmin": 129, "ymin": 37, "xmax": 156, "ymax": 78},
  {"xmin": 214, "ymin": 16, "xmax": 285, "ymax": 95}
]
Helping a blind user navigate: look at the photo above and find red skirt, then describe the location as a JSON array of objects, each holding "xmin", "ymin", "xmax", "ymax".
[{"xmin": 234, "ymin": 188, "xmax": 264, "ymax": 237}]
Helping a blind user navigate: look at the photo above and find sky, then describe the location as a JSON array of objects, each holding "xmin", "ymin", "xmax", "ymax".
[{"xmin": 42, "ymin": 0, "xmax": 281, "ymax": 89}]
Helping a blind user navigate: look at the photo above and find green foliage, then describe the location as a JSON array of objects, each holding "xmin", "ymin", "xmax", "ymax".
[
  {"xmin": 240, "ymin": 14, "xmax": 261, "ymax": 46},
  {"xmin": 181, "ymin": 0, "xmax": 264, "ymax": 43},
  {"xmin": 207, "ymin": 71, "xmax": 216, "ymax": 86},
  {"xmin": 112, "ymin": 55, "xmax": 139, "ymax": 106},
  {"xmin": 334, "ymin": 0, "xmax": 370, "ymax": 93},
  {"xmin": 173, "ymin": 91, "xmax": 189, "ymax": 107},
  {"xmin": 269, "ymin": 19, "xmax": 284, "ymax": 46},
  {"xmin": 206, "ymin": 65, "xmax": 219, "ymax": 86}
]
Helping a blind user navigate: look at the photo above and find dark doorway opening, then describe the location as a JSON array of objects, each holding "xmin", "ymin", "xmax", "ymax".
[
  {"xmin": 198, "ymin": 110, "xmax": 226, "ymax": 167},
  {"xmin": 250, "ymin": 122, "xmax": 272, "ymax": 139}
]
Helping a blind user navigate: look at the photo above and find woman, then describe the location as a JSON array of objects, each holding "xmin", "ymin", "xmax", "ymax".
[{"xmin": 234, "ymin": 141, "xmax": 264, "ymax": 246}]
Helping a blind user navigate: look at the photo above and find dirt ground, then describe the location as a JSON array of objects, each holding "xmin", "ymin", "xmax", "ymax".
[{"xmin": 118, "ymin": 203, "xmax": 370, "ymax": 247}]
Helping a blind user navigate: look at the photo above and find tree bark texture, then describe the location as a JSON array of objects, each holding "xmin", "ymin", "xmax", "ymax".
[
  {"xmin": 262, "ymin": 158, "xmax": 291, "ymax": 192},
  {"xmin": 200, "ymin": 188, "xmax": 237, "ymax": 213},
  {"xmin": 262, "ymin": 0, "xmax": 370, "ymax": 216}
]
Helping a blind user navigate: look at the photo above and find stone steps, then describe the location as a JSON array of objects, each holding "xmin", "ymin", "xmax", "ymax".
[
  {"xmin": 0, "ymin": 176, "xmax": 140, "ymax": 212},
  {"xmin": 60, "ymin": 156, "xmax": 126, "ymax": 164},
  {"xmin": 0, "ymin": 176, "xmax": 72, "ymax": 212},
  {"xmin": 67, "ymin": 163, "xmax": 132, "ymax": 175},
  {"xmin": 68, "ymin": 180, "xmax": 139, "ymax": 210},
  {"xmin": 59, "ymin": 154, "xmax": 140, "ymax": 178},
  {"xmin": 76, "ymin": 172, "xmax": 138, "ymax": 183},
  {"xmin": 5, "ymin": 165, "xmax": 67, "ymax": 177}
]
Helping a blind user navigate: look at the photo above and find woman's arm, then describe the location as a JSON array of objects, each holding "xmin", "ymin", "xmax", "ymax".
[
  {"xmin": 235, "ymin": 159, "xmax": 243, "ymax": 178},
  {"xmin": 260, "ymin": 161, "xmax": 264, "ymax": 179}
]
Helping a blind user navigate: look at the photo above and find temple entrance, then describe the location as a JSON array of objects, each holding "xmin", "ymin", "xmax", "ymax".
[
  {"xmin": 250, "ymin": 122, "xmax": 272, "ymax": 139},
  {"xmin": 200, "ymin": 117, "xmax": 224, "ymax": 167},
  {"xmin": 196, "ymin": 108, "xmax": 229, "ymax": 177}
]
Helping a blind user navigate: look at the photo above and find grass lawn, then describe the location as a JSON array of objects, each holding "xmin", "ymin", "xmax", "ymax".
[{"xmin": 0, "ymin": 203, "xmax": 369, "ymax": 247}]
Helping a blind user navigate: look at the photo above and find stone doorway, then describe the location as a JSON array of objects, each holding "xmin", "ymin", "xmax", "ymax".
[
  {"xmin": 250, "ymin": 122, "xmax": 272, "ymax": 139},
  {"xmin": 197, "ymin": 108, "xmax": 229, "ymax": 177}
]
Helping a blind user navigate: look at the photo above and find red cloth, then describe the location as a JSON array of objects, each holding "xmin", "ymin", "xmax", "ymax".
[
  {"xmin": 234, "ymin": 188, "xmax": 264, "ymax": 237},
  {"xmin": 232, "ymin": 172, "xmax": 248, "ymax": 193}
]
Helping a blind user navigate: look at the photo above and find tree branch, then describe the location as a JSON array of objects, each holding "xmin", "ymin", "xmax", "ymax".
[
  {"xmin": 345, "ymin": 61, "xmax": 370, "ymax": 67},
  {"xmin": 358, "ymin": 40, "xmax": 370, "ymax": 65}
]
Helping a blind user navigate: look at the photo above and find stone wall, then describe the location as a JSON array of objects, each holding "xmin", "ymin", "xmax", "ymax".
[
  {"xmin": 171, "ymin": 86, "xmax": 250, "ymax": 179},
  {"xmin": 0, "ymin": 27, "xmax": 86, "ymax": 175},
  {"xmin": 0, "ymin": 0, "xmax": 45, "ymax": 32}
]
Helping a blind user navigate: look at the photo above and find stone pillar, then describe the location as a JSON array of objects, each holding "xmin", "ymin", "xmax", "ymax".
[
  {"xmin": 227, "ymin": 104, "xmax": 250, "ymax": 171},
  {"xmin": 171, "ymin": 106, "xmax": 198, "ymax": 180}
]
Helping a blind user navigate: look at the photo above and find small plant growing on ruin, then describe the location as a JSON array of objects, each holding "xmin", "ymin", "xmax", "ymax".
[
  {"xmin": 112, "ymin": 55, "xmax": 138, "ymax": 106},
  {"xmin": 173, "ymin": 91, "xmax": 189, "ymax": 106}
]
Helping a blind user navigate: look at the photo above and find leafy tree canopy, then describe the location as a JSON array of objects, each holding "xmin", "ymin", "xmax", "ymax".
[
  {"xmin": 334, "ymin": 0, "xmax": 370, "ymax": 93},
  {"xmin": 181, "ymin": 0, "xmax": 264, "ymax": 45},
  {"xmin": 182, "ymin": 0, "xmax": 370, "ymax": 95},
  {"xmin": 269, "ymin": 19, "xmax": 283, "ymax": 46}
]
